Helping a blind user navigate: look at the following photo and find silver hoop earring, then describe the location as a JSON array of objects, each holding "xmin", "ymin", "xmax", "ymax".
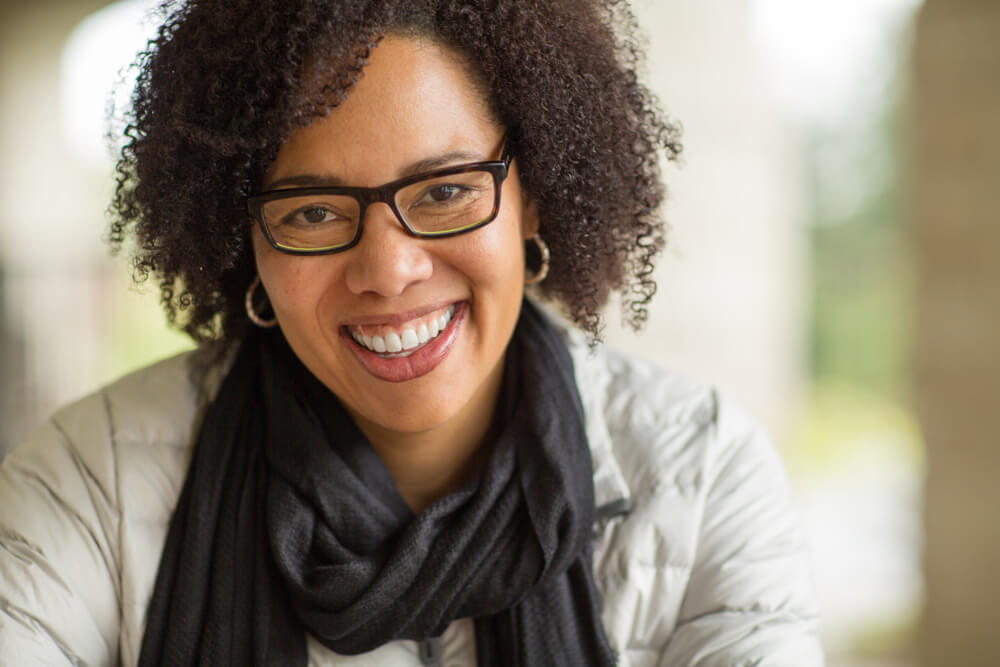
[
  {"xmin": 524, "ymin": 233, "xmax": 550, "ymax": 285},
  {"xmin": 245, "ymin": 275, "xmax": 278, "ymax": 328}
]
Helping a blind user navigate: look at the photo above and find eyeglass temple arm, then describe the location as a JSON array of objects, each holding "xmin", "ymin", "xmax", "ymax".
[{"xmin": 500, "ymin": 137, "xmax": 514, "ymax": 166}]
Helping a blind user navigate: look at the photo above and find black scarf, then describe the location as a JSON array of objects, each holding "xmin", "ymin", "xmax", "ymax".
[{"xmin": 138, "ymin": 300, "xmax": 616, "ymax": 665}]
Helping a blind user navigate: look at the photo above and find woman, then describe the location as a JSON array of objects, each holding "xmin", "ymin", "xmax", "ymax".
[{"xmin": 0, "ymin": 1, "xmax": 822, "ymax": 665}]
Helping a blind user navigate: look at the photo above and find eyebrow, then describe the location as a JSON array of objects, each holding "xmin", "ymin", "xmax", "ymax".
[{"xmin": 264, "ymin": 149, "xmax": 488, "ymax": 191}]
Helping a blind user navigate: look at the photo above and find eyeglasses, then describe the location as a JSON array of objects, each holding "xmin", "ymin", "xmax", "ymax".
[{"xmin": 247, "ymin": 142, "xmax": 513, "ymax": 255}]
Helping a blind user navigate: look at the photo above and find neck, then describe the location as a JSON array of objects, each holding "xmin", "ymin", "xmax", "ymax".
[{"xmin": 352, "ymin": 357, "xmax": 506, "ymax": 514}]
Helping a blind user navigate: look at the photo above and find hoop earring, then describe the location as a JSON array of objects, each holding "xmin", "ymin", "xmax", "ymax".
[
  {"xmin": 524, "ymin": 233, "xmax": 550, "ymax": 285},
  {"xmin": 245, "ymin": 275, "xmax": 278, "ymax": 328}
]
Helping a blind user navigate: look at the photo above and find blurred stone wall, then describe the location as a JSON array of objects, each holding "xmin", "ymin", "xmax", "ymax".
[
  {"xmin": 605, "ymin": 0, "xmax": 807, "ymax": 443},
  {"xmin": 912, "ymin": 1, "xmax": 1000, "ymax": 664},
  {"xmin": 0, "ymin": 0, "xmax": 112, "ymax": 457}
]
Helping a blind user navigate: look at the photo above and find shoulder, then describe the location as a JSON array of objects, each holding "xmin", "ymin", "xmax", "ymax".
[
  {"xmin": 7, "ymin": 347, "xmax": 232, "ymax": 664},
  {"xmin": 5, "ymin": 347, "xmax": 228, "ymax": 544},
  {"xmin": 0, "ymin": 348, "xmax": 228, "ymax": 666},
  {"xmin": 22, "ymin": 347, "xmax": 226, "ymax": 487},
  {"xmin": 560, "ymin": 325, "xmax": 822, "ymax": 664},
  {"xmin": 562, "ymin": 324, "xmax": 783, "ymax": 530},
  {"xmin": 59, "ymin": 349, "xmax": 216, "ymax": 438}
]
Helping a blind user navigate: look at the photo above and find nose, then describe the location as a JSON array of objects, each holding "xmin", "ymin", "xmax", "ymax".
[{"xmin": 343, "ymin": 203, "xmax": 433, "ymax": 296}]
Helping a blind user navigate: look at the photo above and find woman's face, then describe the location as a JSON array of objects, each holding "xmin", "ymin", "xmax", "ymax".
[{"xmin": 252, "ymin": 35, "xmax": 537, "ymax": 440}]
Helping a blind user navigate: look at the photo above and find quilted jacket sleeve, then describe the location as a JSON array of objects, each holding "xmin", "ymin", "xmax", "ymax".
[
  {"xmin": 0, "ymin": 393, "xmax": 121, "ymax": 666},
  {"xmin": 659, "ymin": 393, "xmax": 823, "ymax": 666}
]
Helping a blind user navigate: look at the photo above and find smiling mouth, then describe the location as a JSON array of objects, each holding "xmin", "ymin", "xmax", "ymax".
[{"xmin": 347, "ymin": 304, "xmax": 456, "ymax": 358}]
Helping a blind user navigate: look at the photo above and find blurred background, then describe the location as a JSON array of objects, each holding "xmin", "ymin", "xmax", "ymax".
[{"xmin": 1, "ymin": 0, "xmax": 997, "ymax": 665}]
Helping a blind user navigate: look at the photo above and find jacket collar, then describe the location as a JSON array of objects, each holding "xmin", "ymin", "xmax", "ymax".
[{"xmin": 555, "ymin": 315, "xmax": 632, "ymax": 514}]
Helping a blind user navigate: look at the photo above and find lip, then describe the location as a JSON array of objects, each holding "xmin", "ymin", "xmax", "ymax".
[
  {"xmin": 343, "ymin": 301, "xmax": 467, "ymax": 382},
  {"xmin": 341, "ymin": 301, "xmax": 457, "ymax": 328}
]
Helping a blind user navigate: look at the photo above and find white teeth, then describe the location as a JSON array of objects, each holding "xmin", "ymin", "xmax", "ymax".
[
  {"xmin": 401, "ymin": 328, "xmax": 420, "ymax": 350},
  {"xmin": 435, "ymin": 305, "xmax": 454, "ymax": 335},
  {"xmin": 350, "ymin": 304, "xmax": 458, "ymax": 355}
]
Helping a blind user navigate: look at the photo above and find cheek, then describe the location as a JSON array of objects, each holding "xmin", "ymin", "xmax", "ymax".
[
  {"xmin": 458, "ymin": 217, "xmax": 527, "ymax": 289},
  {"xmin": 251, "ymin": 229, "xmax": 287, "ymax": 287},
  {"xmin": 252, "ymin": 233, "xmax": 336, "ymax": 319}
]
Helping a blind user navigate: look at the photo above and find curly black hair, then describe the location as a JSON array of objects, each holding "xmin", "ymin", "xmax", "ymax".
[{"xmin": 110, "ymin": 0, "xmax": 681, "ymax": 344}]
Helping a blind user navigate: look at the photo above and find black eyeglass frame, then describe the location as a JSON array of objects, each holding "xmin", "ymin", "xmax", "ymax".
[{"xmin": 246, "ymin": 142, "xmax": 514, "ymax": 256}]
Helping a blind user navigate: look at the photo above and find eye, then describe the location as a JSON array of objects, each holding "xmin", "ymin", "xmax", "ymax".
[
  {"xmin": 279, "ymin": 204, "xmax": 347, "ymax": 227},
  {"xmin": 430, "ymin": 185, "xmax": 461, "ymax": 201},
  {"xmin": 421, "ymin": 184, "xmax": 471, "ymax": 204},
  {"xmin": 301, "ymin": 206, "xmax": 332, "ymax": 224}
]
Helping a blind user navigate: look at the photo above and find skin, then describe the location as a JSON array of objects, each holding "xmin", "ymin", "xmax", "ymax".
[{"xmin": 252, "ymin": 36, "xmax": 538, "ymax": 513}]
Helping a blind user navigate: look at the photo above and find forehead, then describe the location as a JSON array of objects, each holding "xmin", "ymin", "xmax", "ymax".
[{"xmin": 266, "ymin": 35, "xmax": 501, "ymax": 186}]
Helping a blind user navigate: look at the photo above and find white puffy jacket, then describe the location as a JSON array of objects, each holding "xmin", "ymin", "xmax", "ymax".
[{"xmin": 0, "ymin": 326, "xmax": 823, "ymax": 666}]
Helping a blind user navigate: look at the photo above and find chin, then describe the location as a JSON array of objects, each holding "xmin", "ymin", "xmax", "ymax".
[{"xmin": 357, "ymin": 396, "xmax": 463, "ymax": 436}]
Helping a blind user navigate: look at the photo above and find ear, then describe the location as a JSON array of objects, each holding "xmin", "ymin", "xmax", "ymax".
[{"xmin": 520, "ymin": 195, "xmax": 540, "ymax": 239}]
